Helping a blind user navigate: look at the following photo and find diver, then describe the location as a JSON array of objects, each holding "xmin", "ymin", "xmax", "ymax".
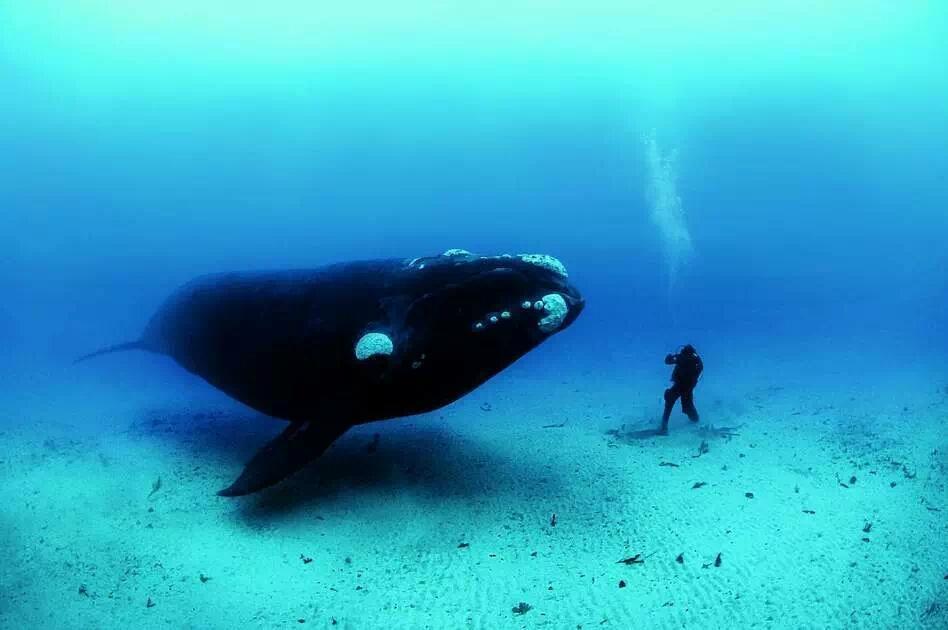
[{"xmin": 659, "ymin": 344, "xmax": 703, "ymax": 435}]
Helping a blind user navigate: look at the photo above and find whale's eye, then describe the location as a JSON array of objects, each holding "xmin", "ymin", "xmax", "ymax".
[{"xmin": 355, "ymin": 332, "xmax": 394, "ymax": 360}]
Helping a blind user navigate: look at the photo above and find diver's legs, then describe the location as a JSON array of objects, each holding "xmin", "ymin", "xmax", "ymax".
[
  {"xmin": 660, "ymin": 386, "xmax": 679, "ymax": 434},
  {"xmin": 681, "ymin": 389, "xmax": 699, "ymax": 422}
]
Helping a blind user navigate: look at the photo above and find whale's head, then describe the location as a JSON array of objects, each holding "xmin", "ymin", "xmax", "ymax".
[
  {"xmin": 405, "ymin": 249, "xmax": 583, "ymax": 339},
  {"xmin": 387, "ymin": 249, "xmax": 584, "ymax": 406}
]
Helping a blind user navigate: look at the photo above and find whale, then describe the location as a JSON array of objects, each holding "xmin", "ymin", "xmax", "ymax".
[{"xmin": 77, "ymin": 249, "xmax": 585, "ymax": 495}]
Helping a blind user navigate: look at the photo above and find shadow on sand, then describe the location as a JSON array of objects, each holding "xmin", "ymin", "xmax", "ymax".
[
  {"xmin": 606, "ymin": 414, "xmax": 743, "ymax": 443},
  {"xmin": 129, "ymin": 405, "xmax": 567, "ymax": 523}
]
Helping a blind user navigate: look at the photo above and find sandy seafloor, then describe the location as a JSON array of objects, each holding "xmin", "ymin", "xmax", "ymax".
[{"xmin": 1, "ymin": 351, "xmax": 946, "ymax": 630}]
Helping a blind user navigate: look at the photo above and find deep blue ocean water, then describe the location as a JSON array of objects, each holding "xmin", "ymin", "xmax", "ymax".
[
  {"xmin": 1, "ymin": 4, "xmax": 947, "ymax": 628},
  {"xmin": 2, "ymin": 4, "xmax": 945, "ymax": 384}
]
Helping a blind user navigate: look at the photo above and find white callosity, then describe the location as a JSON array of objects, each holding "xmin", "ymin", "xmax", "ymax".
[
  {"xmin": 354, "ymin": 332, "xmax": 394, "ymax": 360},
  {"xmin": 442, "ymin": 248, "xmax": 473, "ymax": 258},
  {"xmin": 537, "ymin": 294, "xmax": 568, "ymax": 333},
  {"xmin": 471, "ymin": 295, "xmax": 568, "ymax": 334},
  {"xmin": 519, "ymin": 254, "xmax": 568, "ymax": 278},
  {"xmin": 475, "ymin": 310, "xmax": 511, "ymax": 331}
]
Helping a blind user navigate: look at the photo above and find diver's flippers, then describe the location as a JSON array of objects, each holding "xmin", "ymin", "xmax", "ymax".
[{"xmin": 217, "ymin": 420, "xmax": 349, "ymax": 497}]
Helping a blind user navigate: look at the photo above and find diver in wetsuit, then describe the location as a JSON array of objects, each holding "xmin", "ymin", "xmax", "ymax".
[{"xmin": 659, "ymin": 344, "xmax": 703, "ymax": 435}]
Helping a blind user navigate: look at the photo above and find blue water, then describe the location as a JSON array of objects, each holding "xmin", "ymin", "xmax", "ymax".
[
  {"xmin": 2, "ymin": 7, "xmax": 946, "ymax": 377},
  {"xmin": 1, "ymin": 4, "xmax": 947, "ymax": 628}
]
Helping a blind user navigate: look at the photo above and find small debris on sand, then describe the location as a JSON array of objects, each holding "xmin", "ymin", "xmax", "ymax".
[
  {"xmin": 691, "ymin": 440, "xmax": 710, "ymax": 458},
  {"xmin": 699, "ymin": 424, "xmax": 743, "ymax": 440},
  {"xmin": 617, "ymin": 551, "xmax": 655, "ymax": 565},
  {"xmin": 616, "ymin": 554, "xmax": 644, "ymax": 565},
  {"xmin": 703, "ymin": 553, "xmax": 723, "ymax": 569},
  {"xmin": 148, "ymin": 476, "xmax": 162, "ymax": 498}
]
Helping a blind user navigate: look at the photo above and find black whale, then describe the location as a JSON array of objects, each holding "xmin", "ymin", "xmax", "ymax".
[{"xmin": 78, "ymin": 250, "xmax": 584, "ymax": 495}]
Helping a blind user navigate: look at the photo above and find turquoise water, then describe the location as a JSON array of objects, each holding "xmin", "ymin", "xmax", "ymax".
[{"xmin": 1, "ymin": 3, "xmax": 946, "ymax": 628}]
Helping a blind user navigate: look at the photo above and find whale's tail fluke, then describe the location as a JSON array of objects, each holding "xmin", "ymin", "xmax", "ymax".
[{"xmin": 73, "ymin": 340, "xmax": 146, "ymax": 364}]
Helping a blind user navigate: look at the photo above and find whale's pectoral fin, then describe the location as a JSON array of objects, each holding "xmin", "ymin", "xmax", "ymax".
[{"xmin": 217, "ymin": 420, "xmax": 349, "ymax": 497}]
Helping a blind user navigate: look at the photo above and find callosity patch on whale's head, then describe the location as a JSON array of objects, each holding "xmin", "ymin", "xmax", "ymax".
[
  {"xmin": 355, "ymin": 332, "xmax": 394, "ymax": 360},
  {"xmin": 537, "ymin": 293, "xmax": 568, "ymax": 333},
  {"xmin": 518, "ymin": 253, "xmax": 568, "ymax": 278},
  {"xmin": 407, "ymin": 248, "xmax": 476, "ymax": 270}
]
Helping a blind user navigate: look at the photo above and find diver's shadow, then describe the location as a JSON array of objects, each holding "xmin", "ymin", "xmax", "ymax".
[{"xmin": 130, "ymin": 405, "xmax": 565, "ymax": 521}]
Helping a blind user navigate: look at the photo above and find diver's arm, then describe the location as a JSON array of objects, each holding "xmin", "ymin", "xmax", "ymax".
[{"xmin": 665, "ymin": 354, "xmax": 677, "ymax": 365}]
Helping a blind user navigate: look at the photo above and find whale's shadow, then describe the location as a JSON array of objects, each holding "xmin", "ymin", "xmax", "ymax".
[{"xmin": 129, "ymin": 405, "xmax": 566, "ymax": 521}]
